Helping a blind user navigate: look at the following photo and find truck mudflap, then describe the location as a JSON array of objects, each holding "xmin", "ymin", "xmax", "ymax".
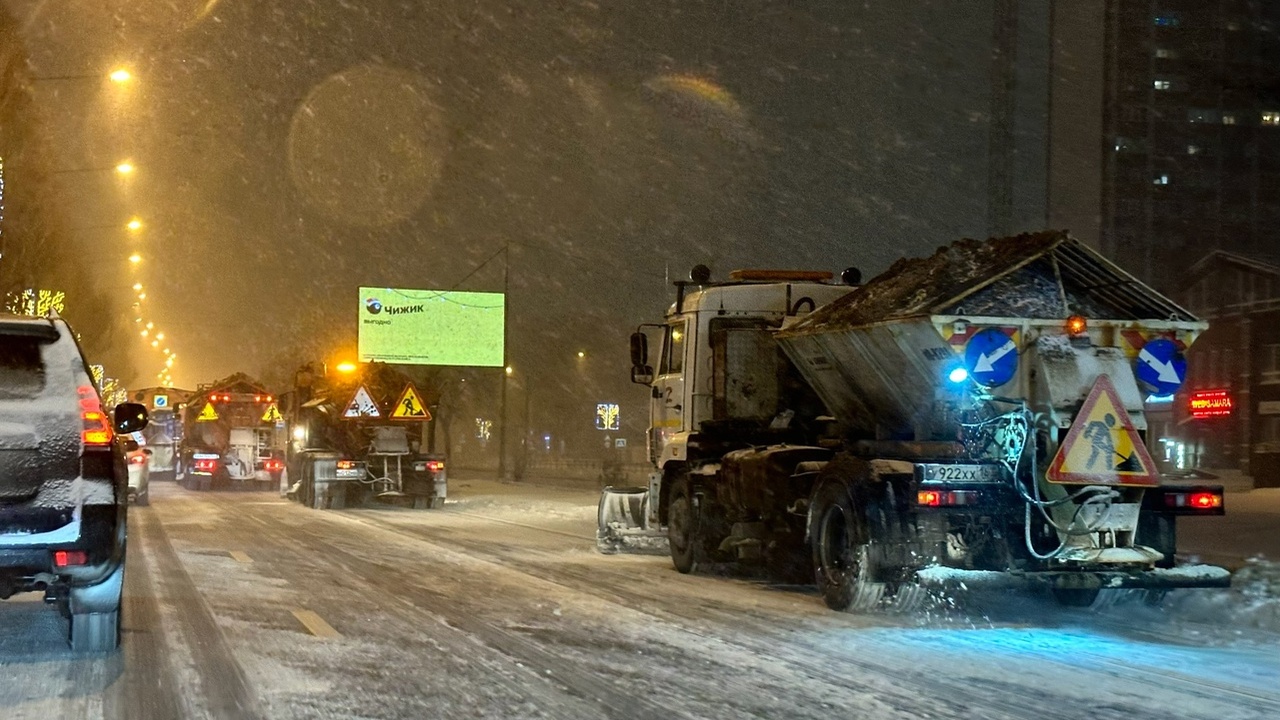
[
  {"xmin": 914, "ymin": 564, "xmax": 1232, "ymax": 592},
  {"xmin": 597, "ymin": 486, "xmax": 668, "ymax": 555}
]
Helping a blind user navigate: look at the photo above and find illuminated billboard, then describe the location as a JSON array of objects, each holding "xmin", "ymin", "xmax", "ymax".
[{"xmin": 358, "ymin": 287, "xmax": 504, "ymax": 367}]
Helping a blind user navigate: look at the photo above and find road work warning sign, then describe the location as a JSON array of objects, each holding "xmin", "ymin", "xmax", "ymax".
[
  {"xmin": 1047, "ymin": 374, "xmax": 1159, "ymax": 486},
  {"xmin": 261, "ymin": 404, "xmax": 283, "ymax": 423},
  {"xmin": 196, "ymin": 402, "xmax": 219, "ymax": 422},
  {"xmin": 390, "ymin": 383, "xmax": 431, "ymax": 420},
  {"xmin": 343, "ymin": 385, "xmax": 382, "ymax": 418}
]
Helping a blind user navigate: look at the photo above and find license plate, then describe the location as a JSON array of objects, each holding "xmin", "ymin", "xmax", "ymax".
[{"xmin": 916, "ymin": 463, "xmax": 1004, "ymax": 484}]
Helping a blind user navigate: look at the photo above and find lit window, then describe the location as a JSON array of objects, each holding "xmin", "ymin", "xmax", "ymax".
[
  {"xmin": 1262, "ymin": 112, "xmax": 1280, "ymax": 126},
  {"xmin": 1154, "ymin": 79, "xmax": 1171, "ymax": 91},
  {"xmin": 1153, "ymin": 174, "xmax": 1170, "ymax": 185},
  {"xmin": 1223, "ymin": 114, "xmax": 1237, "ymax": 125},
  {"xmin": 1187, "ymin": 145, "xmax": 1201, "ymax": 155}
]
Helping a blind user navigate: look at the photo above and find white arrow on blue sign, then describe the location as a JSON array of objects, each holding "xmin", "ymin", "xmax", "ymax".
[
  {"xmin": 963, "ymin": 328, "xmax": 1019, "ymax": 388},
  {"xmin": 1135, "ymin": 338, "xmax": 1186, "ymax": 395}
]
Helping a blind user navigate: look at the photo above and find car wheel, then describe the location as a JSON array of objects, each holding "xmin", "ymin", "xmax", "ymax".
[
  {"xmin": 69, "ymin": 609, "xmax": 121, "ymax": 652},
  {"xmin": 68, "ymin": 563, "xmax": 124, "ymax": 652}
]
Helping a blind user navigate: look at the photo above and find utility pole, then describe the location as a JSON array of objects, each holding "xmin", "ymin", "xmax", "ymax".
[{"xmin": 496, "ymin": 244, "xmax": 511, "ymax": 481}]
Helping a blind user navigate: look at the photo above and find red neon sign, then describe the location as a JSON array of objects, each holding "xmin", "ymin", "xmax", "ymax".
[{"xmin": 1189, "ymin": 390, "xmax": 1233, "ymax": 419}]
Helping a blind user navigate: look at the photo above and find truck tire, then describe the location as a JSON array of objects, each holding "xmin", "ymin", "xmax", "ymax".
[
  {"xmin": 668, "ymin": 477, "xmax": 707, "ymax": 574},
  {"xmin": 811, "ymin": 480, "xmax": 884, "ymax": 611}
]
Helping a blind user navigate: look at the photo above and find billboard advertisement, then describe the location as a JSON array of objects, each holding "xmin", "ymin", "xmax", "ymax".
[{"xmin": 358, "ymin": 287, "xmax": 504, "ymax": 367}]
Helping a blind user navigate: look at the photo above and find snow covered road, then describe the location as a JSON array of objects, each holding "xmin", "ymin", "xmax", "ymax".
[{"xmin": 1, "ymin": 478, "xmax": 1277, "ymax": 719}]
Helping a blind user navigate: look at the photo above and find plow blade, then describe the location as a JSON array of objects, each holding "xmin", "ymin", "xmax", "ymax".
[{"xmin": 597, "ymin": 486, "xmax": 668, "ymax": 555}]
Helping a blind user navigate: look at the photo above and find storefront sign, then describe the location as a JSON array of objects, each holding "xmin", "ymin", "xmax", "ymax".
[{"xmin": 1189, "ymin": 390, "xmax": 1233, "ymax": 419}]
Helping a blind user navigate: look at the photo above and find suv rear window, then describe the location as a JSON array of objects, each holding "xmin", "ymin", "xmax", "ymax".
[{"xmin": 0, "ymin": 338, "xmax": 46, "ymax": 399}]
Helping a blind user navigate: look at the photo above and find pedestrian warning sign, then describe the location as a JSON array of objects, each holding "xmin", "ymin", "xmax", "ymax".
[
  {"xmin": 261, "ymin": 404, "xmax": 283, "ymax": 423},
  {"xmin": 196, "ymin": 402, "xmax": 219, "ymax": 422},
  {"xmin": 390, "ymin": 383, "xmax": 431, "ymax": 420},
  {"xmin": 343, "ymin": 385, "xmax": 382, "ymax": 418},
  {"xmin": 1047, "ymin": 374, "xmax": 1159, "ymax": 486}
]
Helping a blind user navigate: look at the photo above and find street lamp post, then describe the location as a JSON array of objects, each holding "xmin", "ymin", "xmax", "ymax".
[{"xmin": 496, "ymin": 245, "xmax": 512, "ymax": 481}]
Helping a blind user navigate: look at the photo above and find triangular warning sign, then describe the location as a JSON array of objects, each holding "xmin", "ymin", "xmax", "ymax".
[
  {"xmin": 262, "ymin": 404, "xmax": 283, "ymax": 423},
  {"xmin": 343, "ymin": 385, "xmax": 381, "ymax": 418},
  {"xmin": 1047, "ymin": 374, "xmax": 1159, "ymax": 486},
  {"xmin": 196, "ymin": 402, "xmax": 219, "ymax": 422},
  {"xmin": 390, "ymin": 383, "xmax": 431, "ymax": 420}
]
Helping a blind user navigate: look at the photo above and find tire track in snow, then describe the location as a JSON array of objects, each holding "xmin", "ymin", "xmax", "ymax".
[{"xmin": 344, "ymin": 510, "xmax": 1280, "ymax": 720}]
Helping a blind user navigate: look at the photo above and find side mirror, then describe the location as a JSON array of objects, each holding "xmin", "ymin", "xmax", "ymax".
[
  {"xmin": 113, "ymin": 402, "xmax": 149, "ymax": 434},
  {"xmin": 629, "ymin": 332, "xmax": 649, "ymax": 368},
  {"xmin": 631, "ymin": 365, "xmax": 654, "ymax": 385}
]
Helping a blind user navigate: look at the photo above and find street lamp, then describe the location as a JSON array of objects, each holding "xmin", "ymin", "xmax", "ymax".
[
  {"xmin": 128, "ymin": 253, "xmax": 142, "ymax": 264},
  {"xmin": 336, "ymin": 361, "xmax": 357, "ymax": 374},
  {"xmin": 115, "ymin": 162, "xmax": 134, "ymax": 175},
  {"xmin": 109, "ymin": 69, "xmax": 132, "ymax": 84},
  {"xmin": 126, "ymin": 218, "xmax": 142, "ymax": 231}
]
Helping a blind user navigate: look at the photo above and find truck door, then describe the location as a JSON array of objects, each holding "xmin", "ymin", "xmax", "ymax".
[{"xmin": 651, "ymin": 319, "xmax": 689, "ymax": 464}]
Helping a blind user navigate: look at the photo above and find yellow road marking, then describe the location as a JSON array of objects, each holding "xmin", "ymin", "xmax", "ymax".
[
  {"xmin": 229, "ymin": 551, "xmax": 253, "ymax": 563},
  {"xmin": 291, "ymin": 609, "xmax": 341, "ymax": 638}
]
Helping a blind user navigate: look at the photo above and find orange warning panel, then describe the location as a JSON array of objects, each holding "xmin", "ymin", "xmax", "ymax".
[{"xmin": 1046, "ymin": 374, "xmax": 1159, "ymax": 486}]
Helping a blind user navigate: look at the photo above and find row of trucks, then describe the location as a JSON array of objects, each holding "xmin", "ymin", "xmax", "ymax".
[
  {"xmin": 599, "ymin": 232, "xmax": 1231, "ymax": 609},
  {"xmin": 177, "ymin": 369, "xmax": 447, "ymax": 510}
]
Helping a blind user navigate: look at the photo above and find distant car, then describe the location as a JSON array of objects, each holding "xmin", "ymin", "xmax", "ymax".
[
  {"xmin": 0, "ymin": 314, "xmax": 148, "ymax": 652},
  {"xmin": 126, "ymin": 447, "xmax": 152, "ymax": 506}
]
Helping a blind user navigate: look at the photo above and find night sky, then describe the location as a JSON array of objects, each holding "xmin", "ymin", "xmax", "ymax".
[{"xmin": 10, "ymin": 0, "xmax": 1056, "ymax": 443}]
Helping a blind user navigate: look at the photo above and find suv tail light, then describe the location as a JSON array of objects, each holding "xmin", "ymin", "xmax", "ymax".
[
  {"xmin": 262, "ymin": 459, "xmax": 283, "ymax": 471},
  {"xmin": 53, "ymin": 550, "xmax": 88, "ymax": 567},
  {"xmin": 79, "ymin": 385, "xmax": 113, "ymax": 446},
  {"xmin": 193, "ymin": 458, "xmax": 219, "ymax": 473}
]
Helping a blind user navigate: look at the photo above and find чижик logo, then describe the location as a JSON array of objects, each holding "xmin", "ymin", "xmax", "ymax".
[{"xmin": 365, "ymin": 297, "xmax": 383, "ymax": 315}]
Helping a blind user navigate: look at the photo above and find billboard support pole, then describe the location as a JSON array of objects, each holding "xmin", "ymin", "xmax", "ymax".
[{"xmin": 496, "ymin": 244, "xmax": 510, "ymax": 481}]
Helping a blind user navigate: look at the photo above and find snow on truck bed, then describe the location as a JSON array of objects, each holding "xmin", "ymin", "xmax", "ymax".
[{"xmin": 783, "ymin": 230, "xmax": 1196, "ymax": 333}]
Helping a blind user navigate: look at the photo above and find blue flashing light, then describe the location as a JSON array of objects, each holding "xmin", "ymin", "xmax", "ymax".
[{"xmin": 948, "ymin": 367, "xmax": 970, "ymax": 384}]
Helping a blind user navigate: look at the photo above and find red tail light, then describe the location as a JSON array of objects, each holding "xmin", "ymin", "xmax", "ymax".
[
  {"xmin": 79, "ymin": 385, "xmax": 113, "ymax": 446},
  {"xmin": 194, "ymin": 458, "xmax": 218, "ymax": 472},
  {"xmin": 427, "ymin": 460, "xmax": 444, "ymax": 473},
  {"xmin": 263, "ymin": 459, "xmax": 283, "ymax": 471},
  {"xmin": 53, "ymin": 550, "xmax": 88, "ymax": 567},
  {"xmin": 917, "ymin": 489, "xmax": 980, "ymax": 507},
  {"xmin": 1190, "ymin": 492, "xmax": 1222, "ymax": 509}
]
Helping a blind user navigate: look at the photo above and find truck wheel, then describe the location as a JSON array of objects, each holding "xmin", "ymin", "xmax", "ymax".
[
  {"xmin": 668, "ymin": 478, "xmax": 706, "ymax": 574},
  {"xmin": 811, "ymin": 480, "xmax": 884, "ymax": 611}
]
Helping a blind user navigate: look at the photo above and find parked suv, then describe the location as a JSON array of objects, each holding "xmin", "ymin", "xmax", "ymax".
[{"xmin": 0, "ymin": 314, "xmax": 147, "ymax": 651}]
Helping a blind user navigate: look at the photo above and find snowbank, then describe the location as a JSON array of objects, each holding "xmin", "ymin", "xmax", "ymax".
[{"xmin": 1165, "ymin": 557, "xmax": 1280, "ymax": 634}]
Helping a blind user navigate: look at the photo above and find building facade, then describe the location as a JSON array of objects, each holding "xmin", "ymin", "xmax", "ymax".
[
  {"xmin": 1101, "ymin": 1, "xmax": 1280, "ymax": 291},
  {"xmin": 1169, "ymin": 251, "xmax": 1280, "ymax": 487}
]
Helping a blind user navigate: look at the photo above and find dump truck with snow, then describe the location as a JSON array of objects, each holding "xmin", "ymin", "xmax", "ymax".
[
  {"xmin": 281, "ymin": 362, "xmax": 446, "ymax": 510},
  {"xmin": 599, "ymin": 232, "xmax": 1230, "ymax": 609},
  {"xmin": 180, "ymin": 374, "xmax": 286, "ymax": 491}
]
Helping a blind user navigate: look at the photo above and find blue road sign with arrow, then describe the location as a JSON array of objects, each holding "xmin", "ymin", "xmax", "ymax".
[
  {"xmin": 964, "ymin": 328, "xmax": 1019, "ymax": 388},
  {"xmin": 1135, "ymin": 338, "xmax": 1186, "ymax": 395}
]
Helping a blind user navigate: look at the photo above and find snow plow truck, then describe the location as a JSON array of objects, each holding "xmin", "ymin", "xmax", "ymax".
[
  {"xmin": 599, "ymin": 231, "xmax": 1231, "ymax": 610},
  {"xmin": 180, "ymin": 373, "xmax": 286, "ymax": 491},
  {"xmin": 281, "ymin": 362, "xmax": 446, "ymax": 510}
]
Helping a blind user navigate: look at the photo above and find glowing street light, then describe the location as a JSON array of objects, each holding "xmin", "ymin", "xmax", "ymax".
[
  {"xmin": 505, "ymin": 366, "xmax": 514, "ymax": 376},
  {"xmin": 115, "ymin": 162, "xmax": 134, "ymax": 175},
  {"xmin": 577, "ymin": 351, "xmax": 585, "ymax": 358},
  {"xmin": 138, "ymin": 292, "xmax": 146, "ymax": 300},
  {"xmin": 126, "ymin": 218, "xmax": 142, "ymax": 231},
  {"xmin": 128, "ymin": 253, "xmax": 142, "ymax": 264},
  {"xmin": 140, "ymin": 330, "xmax": 148, "ymax": 337},
  {"xmin": 145, "ymin": 322, "xmax": 153, "ymax": 329},
  {"xmin": 150, "ymin": 340, "xmax": 159, "ymax": 348},
  {"xmin": 109, "ymin": 69, "xmax": 132, "ymax": 83},
  {"xmin": 156, "ymin": 332, "xmax": 164, "ymax": 340},
  {"xmin": 335, "ymin": 361, "xmax": 357, "ymax": 374},
  {"xmin": 132, "ymin": 283, "xmax": 142, "ymax": 291}
]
